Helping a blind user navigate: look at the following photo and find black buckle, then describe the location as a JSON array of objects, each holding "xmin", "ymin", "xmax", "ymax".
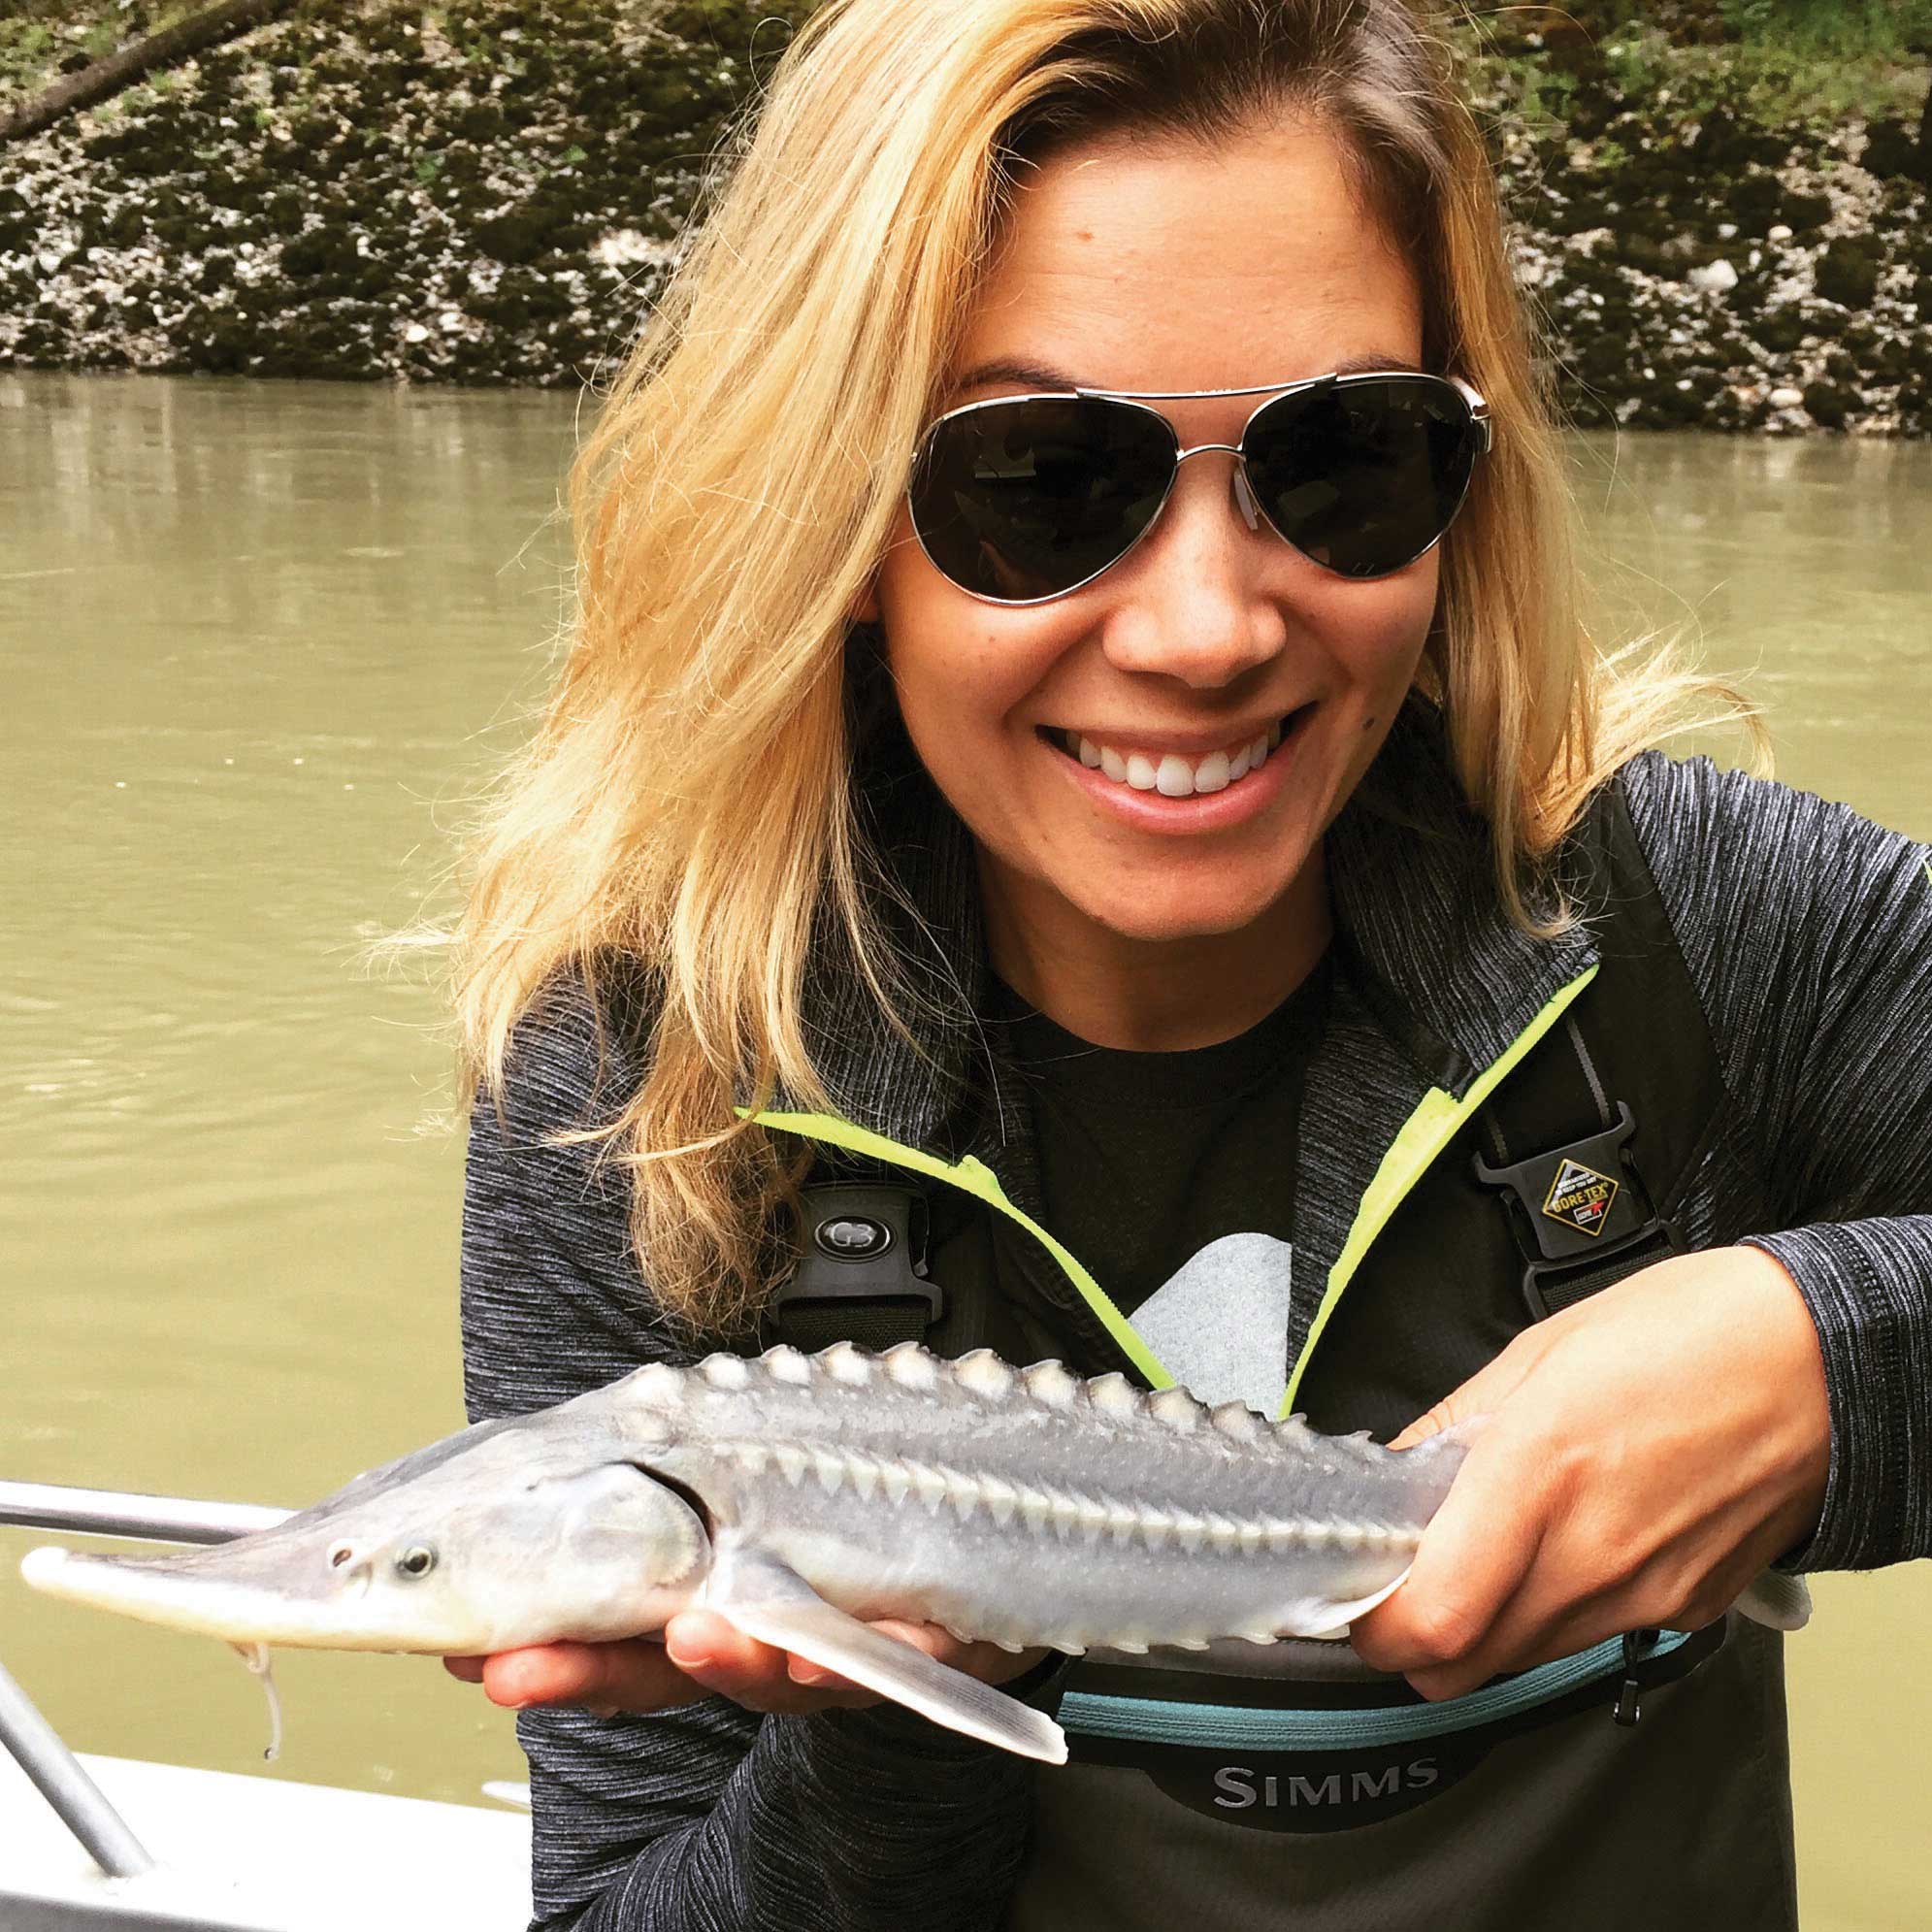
[
  {"xmin": 1473, "ymin": 1103, "xmax": 1677, "ymax": 1322},
  {"xmin": 1614, "ymin": 1627, "xmax": 1664, "ymax": 1726},
  {"xmin": 769, "ymin": 1183, "xmax": 942, "ymax": 1332}
]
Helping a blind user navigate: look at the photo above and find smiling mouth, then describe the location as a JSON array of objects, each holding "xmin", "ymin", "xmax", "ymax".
[{"xmin": 1038, "ymin": 706, "xmax": 1312, "ymax": 799}]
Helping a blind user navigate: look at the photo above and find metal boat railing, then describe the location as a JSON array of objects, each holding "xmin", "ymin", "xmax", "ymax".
[
  {"xmin": 0, "ymin": 1480, "xmax": 289, "ymax": 1547},
  {"xmin": 0, "ymin": 1477, "xmax": 291, "ymax": 1879}
]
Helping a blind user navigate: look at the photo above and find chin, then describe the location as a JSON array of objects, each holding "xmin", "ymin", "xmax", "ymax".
[{"xmin": 1067, "ymin": 873, "xmax": 1291, "ymax": 944}]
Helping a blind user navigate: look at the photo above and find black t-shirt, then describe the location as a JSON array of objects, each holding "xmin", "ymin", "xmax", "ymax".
[{"xmin": 985, "ymin": 955, "xmax": 1330, "ymax": 1413}]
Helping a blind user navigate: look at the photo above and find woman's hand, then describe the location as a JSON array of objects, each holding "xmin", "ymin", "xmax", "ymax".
[
  {"xmin": 1349, "ymin": 1245, "xmax": 1831, "ymax": 1701},
  {"xmin": 444, "ymin": 1612, "xmax": 1049, "ymax": 1718}
]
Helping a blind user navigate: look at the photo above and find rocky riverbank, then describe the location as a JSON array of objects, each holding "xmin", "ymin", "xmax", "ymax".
[
  {"xmin": 2, "ymin": 0, "xmax": 1928, "ymax": 432},
  {"xmin": 1468, "ymin": 16, "xmax": 1931, "ymax": 434}
]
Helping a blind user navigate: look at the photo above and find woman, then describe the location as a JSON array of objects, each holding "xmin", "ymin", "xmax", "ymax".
[{"xmin": 446, "ymin": 1, "xmax": 1931, "ymax": 1926}]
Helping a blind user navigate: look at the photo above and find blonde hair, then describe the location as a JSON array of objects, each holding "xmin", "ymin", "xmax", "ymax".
[{"xmin": 454, "ymin": 0, "xmax": 1755, "ymax": 1335}]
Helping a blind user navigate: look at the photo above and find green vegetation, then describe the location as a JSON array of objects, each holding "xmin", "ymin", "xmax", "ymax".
[
  {"xmin": 1455, "ymin": 9, "xmax": 1927, "ymax": 132},
  {"xmin": 0, "ymin": 20, "xmax": 53, "ymax": 100},
  {"xmin": 1722, "ymin": 0, "xmax": 1932, "ymax": 59}
]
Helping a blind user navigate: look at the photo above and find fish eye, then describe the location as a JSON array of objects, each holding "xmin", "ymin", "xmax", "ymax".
[
  {"xmin": 327, "ymin": 1542, "xmax": 356, "ymax": 1570},
  {"xmin": 394, "ymin": 1545, "xmax": 437, "ymax": 1580}
]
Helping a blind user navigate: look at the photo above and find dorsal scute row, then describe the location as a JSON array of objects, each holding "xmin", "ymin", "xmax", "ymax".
[{"xmin": 696, "ymin": 1345, "xmax": 1378, "ymax": 1463}]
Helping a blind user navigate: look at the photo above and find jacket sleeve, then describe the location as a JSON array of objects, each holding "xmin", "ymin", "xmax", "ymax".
[
  {"xmin": 458, "ymin": 977, "xmax": 1047, "ymax": 1931},
  {"xmin": 1621, "ymin": 753, "xmax": 1932, "ymax": 1573}
]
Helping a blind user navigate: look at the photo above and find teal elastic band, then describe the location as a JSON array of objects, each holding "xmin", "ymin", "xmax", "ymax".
[{"xmin": 1058, "ymin": 1629, "xmax": 1693, "ymax": 1751}]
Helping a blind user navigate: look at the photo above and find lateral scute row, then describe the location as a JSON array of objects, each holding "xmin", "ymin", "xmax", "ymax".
[{"xmin": 706, "ymin": 1435, "xmax": 1414, "ymax": 1556}]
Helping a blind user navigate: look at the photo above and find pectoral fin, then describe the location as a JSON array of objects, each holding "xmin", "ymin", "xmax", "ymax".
[
  {"xmin": 700, "ymin": 1547, "xmax": 1066, "ymax": 1765},
  {"xmin": 1733, "ymin": 1569, "xmax": 1813, "ymax": 1632}
]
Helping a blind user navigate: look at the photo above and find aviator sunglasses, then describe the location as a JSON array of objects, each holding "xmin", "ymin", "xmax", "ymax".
[{"xmin": 906, "ymin": 369, "xmax": 1492, "ymax": 605}]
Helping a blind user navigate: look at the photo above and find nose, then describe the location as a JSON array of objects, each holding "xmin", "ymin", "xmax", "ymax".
[
  {"xmin": 1097, "ymin": 446, "xmax": 1287, "ymax": 690},
  {"xmin": 1177, "ymin": 442, "xmax": 1265, "ymax": 534}
]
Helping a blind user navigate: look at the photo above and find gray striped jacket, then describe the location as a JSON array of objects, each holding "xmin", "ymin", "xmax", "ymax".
[{"xmin": 460, "ymin": 704, "xmax": 1932, "ymax": 1930}]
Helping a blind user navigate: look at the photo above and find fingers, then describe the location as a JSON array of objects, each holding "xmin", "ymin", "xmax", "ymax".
[
  {"xmin": 1357, "ymin": 1253, "xmax": 1836, "ymax": 1700},
  {"xmin": 450, "ymin": 1638, "xmax": 708, "ymax": 1715},
  {"xmin": 1385, "ymin": 1408, "xmax": 1453, "ymax": 1455},
  {"xmin": 1385, "ymin": 1328, "xmax": 1554, "ymax": 1453},
  {"xmin": 1350, "ymin": 1421, "xmax": 1547, "ymax": 1691},
  {"xmin": 442, "ymin": 1625, "xmax": 837, "ymax": 1717},
  {"xmin": 667, "ymin": 1610, "xmax": 907, "ymax": 1714},
  {"xmin": 1393, "ymin": 1543, "xmax": 1752, "ymax": 1704},
  {"xmin": 442, "ymin": 1615, "xmax": 1051, "ymax": 1720},
  {"xmin": 662, "ymin": 1613, "xmax": 1039, "ymax": 1709},
  {"xmin": 661, "ymin": 1610, "xmax": 859, "ymax": 1709},
  {"xmin": 439, "ymin": 1620, "xmax": 879, "ymax": 1719},
  {"xmin": 856, "ymin": 1620, "xmax": 1051, "ymax": 1686},
  {"xmin": 1352, "ymin": 1424, "xmax": 1762, "ymax": 1699}
]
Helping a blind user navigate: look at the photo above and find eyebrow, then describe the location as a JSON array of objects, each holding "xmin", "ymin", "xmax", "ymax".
[{"xmin": 950, "ymin": 351, "xmax": 1428, "ymax": 393}]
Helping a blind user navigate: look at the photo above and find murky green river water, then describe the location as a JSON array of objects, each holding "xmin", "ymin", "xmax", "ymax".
[{"xmin": 3, "ymin": 373, "xmax": 1927, "ymax": 1925}]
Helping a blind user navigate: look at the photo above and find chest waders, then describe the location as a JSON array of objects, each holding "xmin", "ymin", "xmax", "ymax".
[{"xmin": 747, "ymin": 780, "xmax": 1798, "ymax": 1932}]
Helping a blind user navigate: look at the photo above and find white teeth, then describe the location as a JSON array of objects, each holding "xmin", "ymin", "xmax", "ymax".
[
  {"xmin": 1061, "ymin": 718, "xmax": 1296, "ymax": 797},
  {"xmin": 1155, "ymin": 754, "xmax": 1195, "ymax": 798}
]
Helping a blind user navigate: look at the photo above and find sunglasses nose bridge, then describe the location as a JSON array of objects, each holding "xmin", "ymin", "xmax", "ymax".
[{"xmin": 1169, "ymin": 441, "xmax": 1263, "ymax": 534}]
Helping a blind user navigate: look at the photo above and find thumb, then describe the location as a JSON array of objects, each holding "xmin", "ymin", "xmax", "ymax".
[
  {"xmin": 1388, "ymin": 1399, "xmax": 1498, "ymax": 1455},
  {"xmin": 1385, "ymin": 1336, "xmax": 1552, "ymax": 1452}
]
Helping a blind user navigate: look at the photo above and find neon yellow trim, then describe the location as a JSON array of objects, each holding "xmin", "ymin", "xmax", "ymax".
[
  {"xmin": 742, "ymin": 1108, "xmax": 1174, "ymax": 1388},
  {"xmin": 1278, "ymin": 966, "xmax": 1601, "ymax": 1419},
  {"xmin": 745, "ymin": 965, "xmax": 1599, "ymax": 1413}
]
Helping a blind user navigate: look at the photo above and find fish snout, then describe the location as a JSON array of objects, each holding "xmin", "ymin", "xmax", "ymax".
[{"xmin": 17, "ymin": 1518, "xmax": 488, "ymax": 1652}]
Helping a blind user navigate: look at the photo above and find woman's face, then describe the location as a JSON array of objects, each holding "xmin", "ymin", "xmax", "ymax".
[{"xmin": 857, "ymin": 118, "xmax": 1436, "ymax": 956}]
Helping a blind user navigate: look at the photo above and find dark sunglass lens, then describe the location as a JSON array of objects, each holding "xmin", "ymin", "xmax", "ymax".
[
  {"xmin": 1245, "ymin": 377, "xmax": 1479, "ymax": 578},
  {"xmin": 908, "ymin": 399, "xmax": 1175, "ymax": 601}
]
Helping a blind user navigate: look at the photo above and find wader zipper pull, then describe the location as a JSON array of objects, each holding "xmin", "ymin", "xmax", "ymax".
[{"xmin": 1613, "ymin": 1627, "xmax": 1660, "ymax": 1727}]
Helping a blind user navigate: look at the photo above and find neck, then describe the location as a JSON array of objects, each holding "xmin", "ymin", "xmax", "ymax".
[{"xmin": 980, "ymin": 850, "xmax": 1332, "ymax": 1052}]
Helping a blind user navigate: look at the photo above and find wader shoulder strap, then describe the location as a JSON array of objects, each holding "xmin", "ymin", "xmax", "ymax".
[
  {"xmin": 1471, "ymin": 774, "xmax": 1723, "ymax": 1323},
  {"xmin": 764, "ymin": 1171, "xmax": 942, "ymax": 1354},
  {"xmin": 758, "ymin": 1014, "xmax": 1068, "ymax": 1362}
]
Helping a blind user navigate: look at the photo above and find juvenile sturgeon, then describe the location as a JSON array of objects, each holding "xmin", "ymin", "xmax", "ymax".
[{"xmin": 17, "ymin": 1342, "xmax": 1807, "ymax": 1764}]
